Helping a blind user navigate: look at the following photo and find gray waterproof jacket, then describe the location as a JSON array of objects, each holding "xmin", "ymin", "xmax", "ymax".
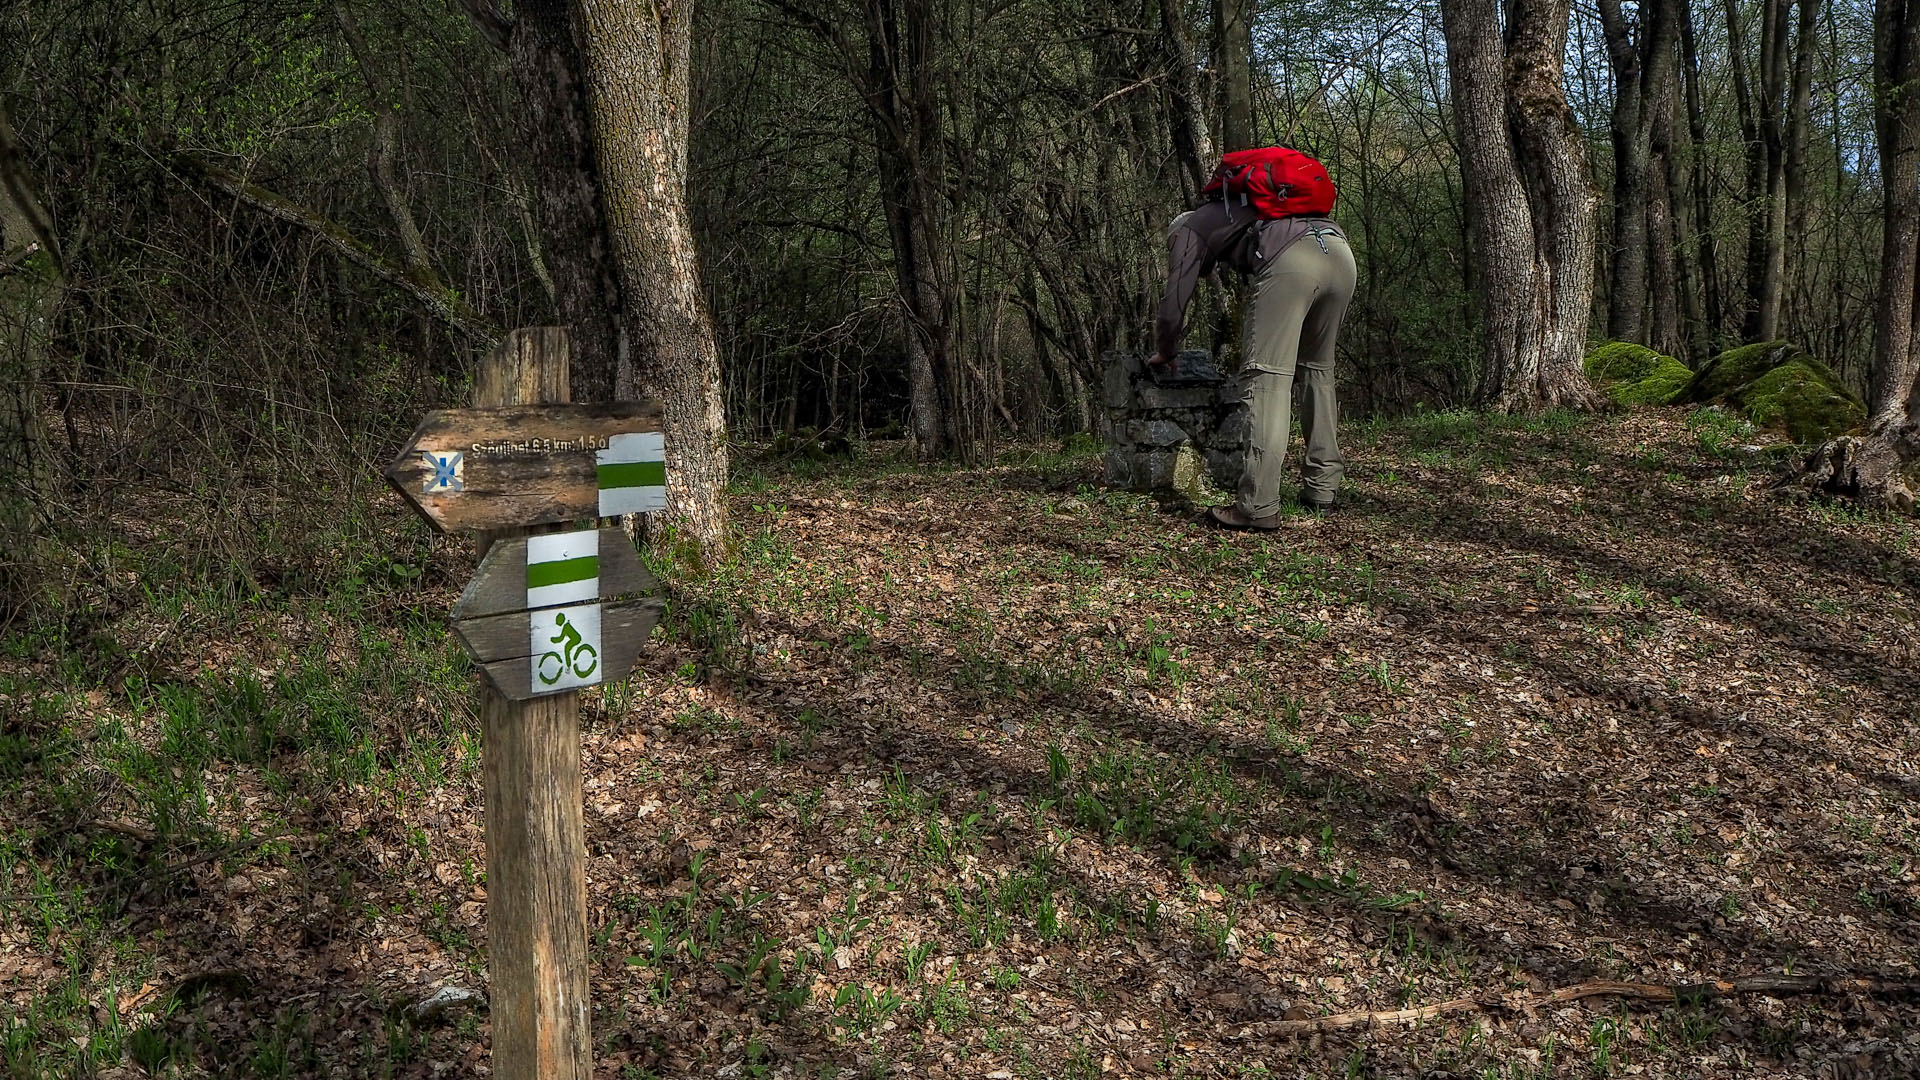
[{"xmin": 1153, "ymin": 201, "xmax": 1345, "ymax": 360}]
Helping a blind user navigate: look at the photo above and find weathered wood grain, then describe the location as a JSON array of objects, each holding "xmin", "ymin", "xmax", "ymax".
[
  {"xmin": 467, "ymin": 598, "xmax": 662, "ymax": 700},
  {"xmin": 454, "ymin": 595, "xmax": 662, "ymax": 665},
  {"xmin": 472, "ymin": 328, "xmax": 592, "ymax": 1080},
  {"xmin": 386, "ymin": 399, "xmax": 663, "ymax": 533},
  {"xmin": 452, "ymin": 527, "xmax": 656, "ymax": 621}
]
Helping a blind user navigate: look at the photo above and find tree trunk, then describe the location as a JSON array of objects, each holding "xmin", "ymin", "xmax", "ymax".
[
  {"xmin": 1600, "ymin": 0, "xmax": 1650, "ymax": 343},
  {"xmin": 864, "ymin": 0, "xmax": 961, "ymax": 459},
  {"xmin": 1784, "ymin": 0, "xmax": 1822, "ymax": 270},
  {"xmin": 573, "ymin": 0, "xmax": 731, "ymax": 556},
  {"xmin": 1649, "ymin": 88, "xmax": 1687, "ymax": 357},
  {"xmin": 1796, "ymin": 0, "xmax": 1920, "ymax": 508},
  {"xmin": 0, "ymin": 103, "xmax": 63, "ymax": 611},
  {"xmin": 1679, "ymin": 0, "xmax": 1725, "ymax": 352},
  {"xmin": 1600, "ymin": 0, "xmax": 1681, "ymax": 346},
  {"xmin": 1213, "ymin": 0, "xmax": 1256, "ymax": 151},
  {"xmin": 504, "ymin": 1, "xmax": 626, "ymax": 405},
  {"xmin": 1441, "ymin": 0, "xmax": 1541, "ymax": 404},
  {"xmin": 1504, "ymin": 0, "xmax": 1607, "ymax": 410},
  {"xmin": 1158, "ymin": 0, "xmax": 1216, "ymax": 198},
  {"xmin": 1733, "ymin": 0, "xmax": 1791, "ymax": 341}
]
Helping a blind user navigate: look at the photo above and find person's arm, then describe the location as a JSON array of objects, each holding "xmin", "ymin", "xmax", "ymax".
[{"xmin": 1152, "ymin": 219, "xmax": 1208, "ymax": 366}]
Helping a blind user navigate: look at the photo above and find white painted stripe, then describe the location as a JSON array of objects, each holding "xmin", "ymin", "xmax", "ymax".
[
  {"xmin": 528, "ymin": 602, "xmax": 603, "ymax": 694},
  {"xmin": 599, "ymin": 485, "xmax": 669, "ymax": 517},
  {"xmin": 528, "ymin": 577, "xmax": 599, "ymax": 609},
  {"xmin": 527, "ymin": 529, "xmax": 598, "ymax": 566},
  {"xmin": 600, "ymin": 431, "xmax": 666, "ymax": 465}
]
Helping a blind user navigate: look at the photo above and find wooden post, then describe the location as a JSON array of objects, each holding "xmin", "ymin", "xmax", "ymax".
[{"xmin": 474, "ymin": 327, "xmax": 592, "ymax": 1079}]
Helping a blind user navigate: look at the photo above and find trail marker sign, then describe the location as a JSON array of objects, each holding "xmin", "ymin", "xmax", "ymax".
[
  {"xmin": 385, "ymin": 327, "xmax": 671, "ymax": 1080},
  {"xmin": 451, "ymin": 526, "xmax": 662, "ymax": 700},
  {"xmin": 386, "ymin": 401, "xmax": 666, "ymax": 533}
]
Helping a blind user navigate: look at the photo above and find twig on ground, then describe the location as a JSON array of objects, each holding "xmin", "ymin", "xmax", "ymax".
[{"xmin": 1232, "ymin": 975, "xmax": 1920, "ymax": 1038}]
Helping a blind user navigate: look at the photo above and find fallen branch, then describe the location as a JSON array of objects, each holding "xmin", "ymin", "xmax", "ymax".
[{"xmin": 1232, "ymin": 975, "xmax": 1920, "ymax": 1038}]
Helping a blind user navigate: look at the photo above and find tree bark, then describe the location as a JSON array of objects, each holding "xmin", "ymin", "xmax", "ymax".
[
  {"xmin": 573, "ymin": 0, "xmax": 731, "ymax": 555},
  {"xmin": 1732, "ymin": 0, "xmax": 1792, "ymax": 341},
  {"xmin": 1796, "ymin": 0, "xmax": 1920, "ymax": 508},
  {"xmin": 1679, "ymin": 0, "xmax": 1725, "ymax": 351},
  {"xmin": 1442, "ymin": 0, "xmax": 1541, "ymax": 403},
  {"xmin": 1159, "ymin": 0, "xmax": 1216, "ymax": 198},
  {"xmin": 0, "ymin": 102, "xmax": 61, "ymax": 540},
  {"xmin": 863, "ymin": 0, "xmax": 973, "ymax": 460},
  {"xmin": 1599, "ymin": 0, "xmax": 1680, "ymax": 346},
  {"xmin": 1213, "ymin": 0, "xmax": 1256, "ymax": 151},
  {"xmin": 503, "ymin": 1, "xmax": 626, "ymax": 406},
  {"xmin": 1503, "ymin": 0, "xmax": 1607, "ymax": 410},
  {"xmin": 1650, "ymin": 86, "xmax": 1687, "ymax": 357}
]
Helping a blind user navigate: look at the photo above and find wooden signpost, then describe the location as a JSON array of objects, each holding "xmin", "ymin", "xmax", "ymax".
[{"xmin": 386, "ymin": 327, "xmax": 664, "ymax": 1080}]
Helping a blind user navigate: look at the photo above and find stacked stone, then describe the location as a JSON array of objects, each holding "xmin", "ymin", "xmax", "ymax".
[{"xmin": 1102, "ymin": 349, "xmax": 1248, "ymax": 492}]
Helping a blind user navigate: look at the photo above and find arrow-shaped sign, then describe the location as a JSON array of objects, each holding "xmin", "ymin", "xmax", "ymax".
[
  {"xmin": 387, "ymin": 402, "xmax": 667, "ymax": 533},
  {"xmin": 452, "ymin": 526, "xmax": 662, "ymax": 700}
]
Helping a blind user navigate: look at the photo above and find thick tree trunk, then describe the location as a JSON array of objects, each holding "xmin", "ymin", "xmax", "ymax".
[
  {"xmin": 1872, "ymin": 0, "xmax": 1920, "ymax": 425},
  {"xmin": 1784, "ymin": 0, "xmax": 1822, "ymax": 261},
  {"xmin": 1441, "ymin": 0, "xmax": 1541, "ymax": 403},
  {"xmin": 573, "ymin": 0, "xmax": 731, "ymax": 555},
  {"xmin": 1504, "ymin": 0, "xmax": 1607, "ymax": 410},
  {"xmin": 505, "ymin": 1, "xmax": 626, "ymax": 405},
  {"xmin": 1796, "ymin": 0, "xmax": 1920, "ymax": 508},
  {"xmin": 1213, "ymin": 0, "xmax": 1256, "ymax": 151},
  {"xmin": 1649, "ymin": 96, "xmax": 1688, "ymax": 357}
]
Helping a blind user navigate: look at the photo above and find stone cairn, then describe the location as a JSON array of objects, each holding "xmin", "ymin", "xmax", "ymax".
[{"xmin": 1102, "ymin": 349, "xmax": 1248, "ymax": 497}]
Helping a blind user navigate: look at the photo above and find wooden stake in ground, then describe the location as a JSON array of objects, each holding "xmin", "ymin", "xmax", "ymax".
[{"xmin": 473, "ymin": 327, "xmax": 591, "ymax": 1080}]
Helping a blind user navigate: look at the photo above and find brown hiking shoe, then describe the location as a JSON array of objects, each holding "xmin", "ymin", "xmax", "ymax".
[{"xmin": 1204, "ymin": 505, "xmax": 1281, "ymax": 531}]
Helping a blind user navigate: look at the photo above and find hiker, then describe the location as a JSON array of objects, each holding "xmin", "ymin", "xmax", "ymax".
[{"xmin": 1151, "ymin": 147, "xmax": 1356, "ymax": 529}]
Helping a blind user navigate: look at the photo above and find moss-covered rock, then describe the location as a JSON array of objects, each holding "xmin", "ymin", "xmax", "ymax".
[
  {"xmin": 1584, "ymin": 341, "xmax": 1691, "ymax": 405},
  {"xmin": 1610, "ymin": 356, "xmax": 1693, "ymax": 405},
  {"xmin": 1678, "ymin": 341, "xmax": 1865, "ymax": 443},
  {"xmin": 1725, "ymin": 360, "xmax": 1866, "ymax": 444},
  {"xmin": 1680, "ymin": 341, "xmax": 1798, "ymax": 403},
  {"xmin": 1584, "ymin": 341, "xmax": 1671, "ymax": 383}
]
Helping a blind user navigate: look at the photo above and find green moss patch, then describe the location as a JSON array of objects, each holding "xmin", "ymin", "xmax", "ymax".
[
  {"xmin": 1680, "ymin": 341, "xmax": 1796, "ymax": 403},
  {"xmin": 1678, "ymin": 341, "xmax": 1865, "ymax": 443},
  {"xmin": 1585, "ymin": 341, "xmax": 1691, "ymax": 405},
  {"xmin": 1609, "ymin": 356, "xmax": 1693, "ymax": 405},
  {"xmin": 1584, "ymin": 341, "xmax": 1671, "ymax": 383},
  {"xmin": 1726, "ymin": 360, "xmax": 1866, "ymax": 443}
]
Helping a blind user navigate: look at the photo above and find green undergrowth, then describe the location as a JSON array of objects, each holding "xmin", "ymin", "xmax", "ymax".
[
  {"xmin": 7, "ymin": 405, "xmax": 1910, "ymax": 1076},
  {"xmin": 0, "ymin": 486, "xmax": 487, "ymax": 1079}
]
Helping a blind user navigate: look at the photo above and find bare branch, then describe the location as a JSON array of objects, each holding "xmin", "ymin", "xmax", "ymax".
[{"xmin": 171, "ymin": 153, "xmax": 500, "ymax": 342}]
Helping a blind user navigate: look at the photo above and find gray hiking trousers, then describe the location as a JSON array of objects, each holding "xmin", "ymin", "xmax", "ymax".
[{"xmin": 1238, "ymin": 226, "xmax": 1356, "ymax": 516}]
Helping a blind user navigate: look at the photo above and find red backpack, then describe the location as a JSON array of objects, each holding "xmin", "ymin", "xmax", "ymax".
[{"xmin": 1201, "ymin": 147, "xmax": 1336, "ymax": 219}]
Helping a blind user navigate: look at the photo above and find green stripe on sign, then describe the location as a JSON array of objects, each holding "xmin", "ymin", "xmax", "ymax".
[
  {"xmin": 527, "ymin": 555, "xmax": 599, "ymax": 589},
  {"xmin": 598, "ymin": 461, "xmax": 667, "ymax": 489}
]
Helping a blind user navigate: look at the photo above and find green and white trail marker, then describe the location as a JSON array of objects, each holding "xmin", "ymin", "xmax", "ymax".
[
  {"xmin": 597, "ymin": 432, "xmax": 668, "ymax": 516},
  {"xmin": 452, "ymin": 525, "xmax": 660, "ymax": 701}
]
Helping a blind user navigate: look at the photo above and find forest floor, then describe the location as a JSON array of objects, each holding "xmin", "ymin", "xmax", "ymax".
[{"xmin": 3, "ymin": 405, "xmax": 1919, "ymax": 1079}]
